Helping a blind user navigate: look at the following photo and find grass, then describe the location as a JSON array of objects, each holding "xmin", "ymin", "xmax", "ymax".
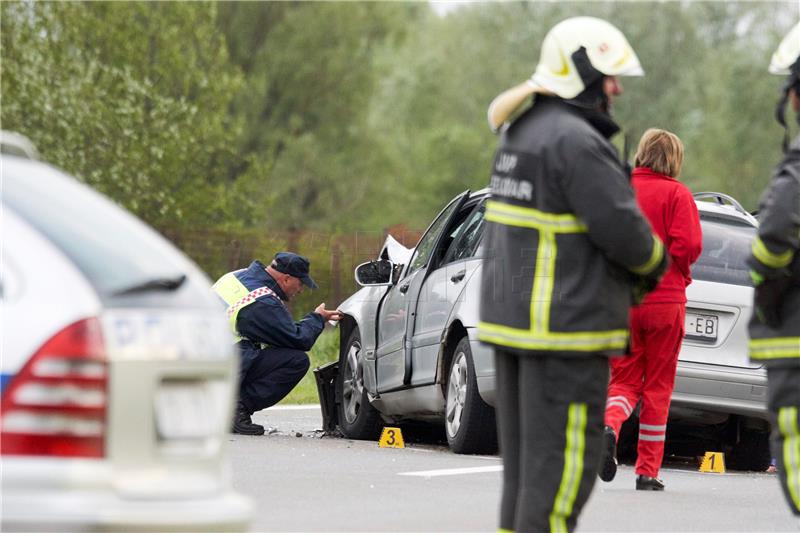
[{"xmin": 280, "ymin": 329, "xmax": 340, "ymax": 404}]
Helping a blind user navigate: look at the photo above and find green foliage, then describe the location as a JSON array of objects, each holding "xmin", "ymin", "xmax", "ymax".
[
  {"xmin": 2, "ymin": 0, "xmax": 796, "ymax": 280},
  {"xmin": 1, "ymin": 1, "xmax": 244, "ymax": 227}
]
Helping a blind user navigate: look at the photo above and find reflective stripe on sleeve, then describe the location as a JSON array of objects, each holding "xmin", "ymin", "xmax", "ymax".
[
  {"xmin": 630, "ymin": 236, "xmax": 665, "ymax": 275},
  {"xmin": 777, "ymin": 407, "xmax": 800, "ymax": 512},
  {"xmin": 549, "ymin": 403, "xmax": 587, "ymax": 533},
  {"xmin": 751, "ymin": 236, "xmax": 794, "ymax": 269},
  {"xmin": 749, "ymin": 337, "xmax": 800, "ymax": 360}
]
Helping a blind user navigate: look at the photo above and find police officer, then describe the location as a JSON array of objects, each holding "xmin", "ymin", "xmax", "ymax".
[
  {"xmin": 213, "ymin": 252, "xmax": 341, "ymax": 435},
  {"xmin": 748, "ymin": 22, "xmax": 800, "ymax": 518},
  {"xmin": 479, "ymin": 17, "xmax": 667, "ymax": 532}
]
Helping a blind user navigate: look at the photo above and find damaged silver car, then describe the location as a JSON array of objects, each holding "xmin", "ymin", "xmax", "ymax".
[{"xmin": 331, "ymin": 189, "xmax": 769, "ymax": 468}]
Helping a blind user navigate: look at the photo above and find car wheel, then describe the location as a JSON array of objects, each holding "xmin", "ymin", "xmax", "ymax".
[
  {"xmin": 445, "ymin": 337, "xmax": 497, "ymax": 454},
  {"xmin": 336, "ymin": 328, "xmax": 382, "ymax": 440},
  {"xmin": 727, "ymin": 429, "xmax": 771, "ymax": 471}
]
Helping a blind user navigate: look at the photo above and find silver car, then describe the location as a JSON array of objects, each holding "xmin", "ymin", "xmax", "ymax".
[
  {"xmin": 335, "ymin": 189, "xmax": 769, "ymax": 468},
  {"xmin": 1, "ymin": 146, "xmax": 252, "ymax": 531}
]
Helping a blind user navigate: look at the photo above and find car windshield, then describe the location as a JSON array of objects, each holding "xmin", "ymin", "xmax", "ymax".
[
  {"xmin": 2, "ymin": 156, "xmax": 201, "ymax": 296},
  {"xmin": 692, "ymin": 216, "xmax": 756, "ymax": 287}
]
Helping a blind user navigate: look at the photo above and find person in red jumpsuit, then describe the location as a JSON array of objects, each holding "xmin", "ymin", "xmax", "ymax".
[{"xmin": 599, "ymin": 128, "xmax": 703, "ymax": 490}]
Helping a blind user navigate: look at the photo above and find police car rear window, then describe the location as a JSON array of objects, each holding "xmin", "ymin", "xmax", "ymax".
[
  {"xmin": 2, "ymin": 157, "xmax": 206, "ymax": 299},
  {"xmin": 692, "ymin": 216, "xmax": 755, "ymax": 287}
]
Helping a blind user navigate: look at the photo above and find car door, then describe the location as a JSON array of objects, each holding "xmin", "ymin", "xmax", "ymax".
[
  {"xmin": 410, "ymin": 200, "xmax": 486, "ymax": 386},
  {"xmin": 375, "ymin": 191, "xmax": 470, "ymax": 393}
]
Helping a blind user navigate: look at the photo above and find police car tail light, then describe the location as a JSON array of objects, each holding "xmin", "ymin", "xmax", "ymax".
[{"xmin": 1, "ymin": 318, "xmax": 108, "ymax": 458}]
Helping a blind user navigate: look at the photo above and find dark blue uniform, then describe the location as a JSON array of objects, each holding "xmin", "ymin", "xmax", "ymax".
[{"xmin": 233, "ymin": 260, "xmax": 324, "ymax": 412}]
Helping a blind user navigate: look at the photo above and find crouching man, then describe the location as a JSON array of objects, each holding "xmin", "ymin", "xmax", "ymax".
[{"xmin": 213, "ymin": 252, "xmax": 341, "ymax": 435}]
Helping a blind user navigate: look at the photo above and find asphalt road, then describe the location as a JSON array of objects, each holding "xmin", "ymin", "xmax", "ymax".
[{"xmin": 227, "ymin": 405, "xmax": 799, "ymax": 532}]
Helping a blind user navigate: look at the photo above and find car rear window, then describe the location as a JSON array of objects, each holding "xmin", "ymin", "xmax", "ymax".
[
  {"xmin": 692, "ymin": 216, "xmax": 755, "ymax": 287},
  {"xmin": 2, "ymin": 157, "xmax": 208, "ymax": 299}
]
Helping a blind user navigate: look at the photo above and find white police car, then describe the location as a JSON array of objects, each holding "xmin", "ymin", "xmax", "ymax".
[{"xmin": 1, "ymin": 138, "xmax": 252, "ymax": 531}]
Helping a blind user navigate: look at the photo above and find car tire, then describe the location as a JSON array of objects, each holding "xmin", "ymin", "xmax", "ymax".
[
  {"xmin": 336, "ymin": 328, "xmax": 382, "ymax": 440},
  {"xmin": 727, "ymin": 429, "xmax": 771, "ymax": 471},
  {"xmin": 444, "ymin": 337, "xmax": 497, "ymax": 454}
]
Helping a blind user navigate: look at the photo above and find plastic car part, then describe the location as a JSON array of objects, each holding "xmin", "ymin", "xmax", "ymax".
[{"xmin": 1, "ymin": 318, "xmax": 107, "ymax": 458}]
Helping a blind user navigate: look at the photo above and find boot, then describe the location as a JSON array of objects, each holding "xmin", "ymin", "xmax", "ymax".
[
  {"xmin": 636, "ymin": 475, "xmax": 665, "ymax": 491},
  {"xmin": 599, "ymin": 426, "xmax": 617, "ymax": 482},
  {"xmin": 232, "ymin": 401, "xmax": 265, "ymax": 436}
]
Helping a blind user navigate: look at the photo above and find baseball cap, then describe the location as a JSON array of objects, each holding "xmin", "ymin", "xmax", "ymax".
[{"xmin": 271, "ymin": 252, "xmax": 318, "ymax": 289}]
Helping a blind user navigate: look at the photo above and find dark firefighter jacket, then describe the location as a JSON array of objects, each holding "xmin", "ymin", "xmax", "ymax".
[
  {"xmin": 213, "ymin": 261, "xmax": 324, "ymax": 371},
  {"xmin": 748, "ymin": 135, "xmax": 800, "ymax": 367},
  {"xmin": 478, "ymin": 97, "xmax": 665, "ymax": 357}
]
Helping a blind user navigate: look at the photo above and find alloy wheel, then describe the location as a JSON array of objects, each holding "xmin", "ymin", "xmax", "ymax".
[{"xmin": 445, "ymin": 350, "xmax": 468, "ymax": 438}]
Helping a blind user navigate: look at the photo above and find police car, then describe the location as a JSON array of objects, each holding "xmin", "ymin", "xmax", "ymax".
[{"xmin": 0, "ymin": 136, "xmax": 252, "ymax": 531}]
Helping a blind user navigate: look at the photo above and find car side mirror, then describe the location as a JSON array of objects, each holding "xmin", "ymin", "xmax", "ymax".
[{"xmin": 354, "ymin": 260, "xmax": 395, "ymax": 287}]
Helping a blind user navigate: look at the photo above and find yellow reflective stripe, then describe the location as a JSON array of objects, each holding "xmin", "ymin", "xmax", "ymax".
[
  {"xmin": 752, "ymin": 237, "xmax": 794, "ymax": 269},
  {"xmin": 485, "ymin": 201, "xmax": 587, "ymax": 233},
  {"xmin": 777, "ymin": 407, "xmax": 800, "ymax": 512},
  {"xmin": 549, "ymin": 403, "xmax": 587, "ymax": 533},
  {"xmin": 532, "ymin": 231, "xmax": 556, "ymax": 333},
  {"xmin": 630, "ymin": 236, "xmax": 664, "ymax": 275},
  {"xmin": 749, "ymin": 337, "xmax": 800, "ymax": 359},
  {"xmin": 498, "ymin": 529, "xmax": 515, "ymax": 533},
  {"xmin": 478, "ymin": 322, "xmax": 628, "ymax": 352}
]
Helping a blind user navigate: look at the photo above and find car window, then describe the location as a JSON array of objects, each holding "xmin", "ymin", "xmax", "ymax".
[
  {"xmin": 2, "ymin": 157, "xmax": 207, "ymax": 298},
  {"xmin": 692, "ymin": 216, "xmax": 756, "ymax": 287},
  {"xmin": 444, "ymin": 202, "xmax": 486, "ymax": 264},
  {"xmin": 406, "ymin": 197, "xmax": 464, "ymax": 278}
]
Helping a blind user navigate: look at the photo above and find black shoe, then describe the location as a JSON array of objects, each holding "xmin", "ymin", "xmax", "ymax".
[
  {"xmin": 636, "ymin": 475, "xmax": 665, "ymax": 491},
  {"xmin": 232, "ymin": 402, "xmax": 265, "ymax": 436},
  {"xmin": 599, "ymin": 426, "xmax": 617, "ymax": 482}
]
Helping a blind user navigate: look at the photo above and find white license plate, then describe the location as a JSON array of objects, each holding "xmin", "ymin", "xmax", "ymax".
[
  {"xmin": 685, "ymin": 312, "xmax": 719, "ymax": 341},
  {"xmin": 155, "ymin": 381, "xmax": 216, "ymax": 440}
]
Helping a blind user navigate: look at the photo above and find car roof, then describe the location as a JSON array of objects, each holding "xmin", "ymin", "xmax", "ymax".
[{"xmin": 468, "ymin": 188, "xmax": 757, "ymax": 227}]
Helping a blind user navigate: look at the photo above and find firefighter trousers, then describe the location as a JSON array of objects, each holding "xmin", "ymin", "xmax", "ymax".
[
  {"xmin": 604, "ymin": 303, "xmax": 685, "ymax": 478},
  {"xmin": 767, "ymin": 366, "xmax": 800, "ymax": 516},
  {"xmin": 494, "ymin": 349, "xmax": 608, "ymax": 533}
]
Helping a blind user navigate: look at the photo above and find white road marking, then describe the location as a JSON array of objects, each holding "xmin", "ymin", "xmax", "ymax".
[
  {"xmin": 398, "ymin": 465, "xmax": 503, "ymax": 477},
  {"xmin": 268, "ymin": 404, "xmax": 320, "ymax": 410}
]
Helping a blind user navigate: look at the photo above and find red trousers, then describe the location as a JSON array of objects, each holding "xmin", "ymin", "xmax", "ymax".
[{"xmin": 605, "ymin": 303, "xmax": 685, "ymax": 478}]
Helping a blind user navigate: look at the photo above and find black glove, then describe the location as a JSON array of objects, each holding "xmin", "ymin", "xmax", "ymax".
[
  {"xmin": 631, "ymin": 251, "xmax": 670, "ymax": 305},
  {"xmin": 752, "ymin": 271, "xmax": 792, "ymax": 329}
]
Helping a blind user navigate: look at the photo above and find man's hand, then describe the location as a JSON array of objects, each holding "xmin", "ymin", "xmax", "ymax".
[
  {"xmin": 751, "ymin": 270, "xmax": 791, "ymax": 329},
  {"xmin": 315, "ymin": 303, "xmax": 343, "ymax": 322}
]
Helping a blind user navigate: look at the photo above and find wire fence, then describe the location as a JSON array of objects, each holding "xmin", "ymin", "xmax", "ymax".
[{"xmin": 159, "ymin": 224, "xmax": 423, "ymax": 316}]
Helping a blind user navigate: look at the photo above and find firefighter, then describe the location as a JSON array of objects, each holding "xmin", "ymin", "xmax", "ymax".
[
  {"xmin": 748, "ymin": 21, "xmax": 800, "ymax": 517},
  {"xmin": 213, "ymin": 252, "xmax": 341, "ymax": 435},
  {"xmin": 479, "ymin": 17, "xmax": 667, "ymax": 533}
]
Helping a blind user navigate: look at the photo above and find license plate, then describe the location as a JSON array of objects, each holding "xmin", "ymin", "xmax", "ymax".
[
  {"xmin": 685, "ymin": 312, "xmax": 719, "ymax": 341},
  {"xmin": 155, "ymin": 381, "xmax": 215, "ymax": 440}
]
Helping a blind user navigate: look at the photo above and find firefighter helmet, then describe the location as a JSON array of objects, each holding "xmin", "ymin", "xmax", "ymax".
[
  {"xmin": 770, "ymin": 22, "xmax": 800, "ymax": 149},
  {"xmin": 488, "ymin": 17, "xmax": 643, "ymax": 131}
]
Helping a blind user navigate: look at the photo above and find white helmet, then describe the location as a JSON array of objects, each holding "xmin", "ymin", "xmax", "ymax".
[
  {"xmin": 769, "ymin": 21, "xmax": 800, "ymax": 75},
  {"xmin": 488, "ymin": 16, "xmax": 643, "ymax": 131},
  {"xmin": 770, "ymin": 22, "xmax": 800, "ymax": 150}
]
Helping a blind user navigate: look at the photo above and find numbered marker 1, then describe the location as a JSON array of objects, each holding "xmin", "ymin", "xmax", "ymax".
[
  {"xmin": 378, "ymin": 427, "xmax": 405, "ymax": 448},
  {"xmin": 699, "ymin": 451, "xmax": 726, "ymax": 473}
]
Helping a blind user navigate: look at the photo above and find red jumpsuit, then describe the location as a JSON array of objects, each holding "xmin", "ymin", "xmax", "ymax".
[{"xmin": 604, "ymin": 167, "xmax": 703, "ymax": 478}]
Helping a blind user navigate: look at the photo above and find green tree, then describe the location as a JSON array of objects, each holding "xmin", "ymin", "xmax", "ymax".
[{"xmin": 1, "ymin": 1, "xmax": 244, "ymax": 228}]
